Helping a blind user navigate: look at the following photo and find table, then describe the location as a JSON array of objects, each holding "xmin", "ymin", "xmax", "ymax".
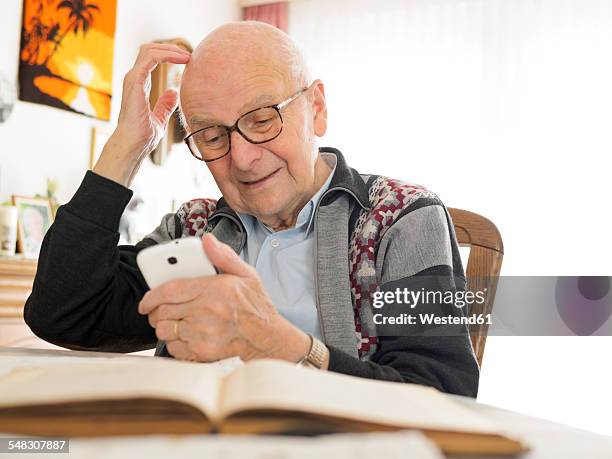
[
  {"xmin": 1, "ymin": 347, "xmax": 610, "ymax": 458},
  {"xmin": 0, "ymin": 257, "xmax": 63, "ymax": 349}
]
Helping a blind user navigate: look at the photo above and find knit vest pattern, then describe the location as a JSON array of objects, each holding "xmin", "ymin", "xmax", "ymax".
[{"xmin": 175, "ymin": 176, "xmax": 437, "ymax": 360}]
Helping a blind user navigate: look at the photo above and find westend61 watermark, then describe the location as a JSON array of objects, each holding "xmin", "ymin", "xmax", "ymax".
[
  {"xmin": 0, "ymin": 438, "xmax": 69, "ymax": 453},
  {"xmin": 369, "ymin": 276, "xmax": 612, "ymax": 337},
  {"xmin": 372, "ymin": 287, "xmax": 491, "ymax": 328}
]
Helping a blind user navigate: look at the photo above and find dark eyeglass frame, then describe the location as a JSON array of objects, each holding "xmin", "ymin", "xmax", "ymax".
[{"xmin": 183, "ymin": 85, "xmax": 310, "ymax": 162}]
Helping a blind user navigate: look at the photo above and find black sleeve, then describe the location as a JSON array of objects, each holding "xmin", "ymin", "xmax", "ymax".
[
  {"xmin": 328, "ymin": 338, "xmax": 479, "ymax": 397},
  {"xmin": 23, "ymin": 171, "xmax": 157, "ymax": 353},
  {"xmin": 328, "ymin": 325, "xmax": 479, "ymax": 397}
]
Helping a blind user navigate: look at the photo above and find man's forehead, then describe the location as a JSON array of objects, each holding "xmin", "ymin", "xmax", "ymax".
[{"xmin": 185, "ymin": 87, "xmax": 283, "ymax": 126}]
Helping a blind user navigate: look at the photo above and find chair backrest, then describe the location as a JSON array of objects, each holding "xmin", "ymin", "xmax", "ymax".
[{"xmin": 448, "ymin": 208, "xmax": 504, "ymax": 367}]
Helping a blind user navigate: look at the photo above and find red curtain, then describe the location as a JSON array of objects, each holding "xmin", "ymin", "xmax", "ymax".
[{"xmin": 242, "ymin": 2, "xmax": 289, "ymax": 33}]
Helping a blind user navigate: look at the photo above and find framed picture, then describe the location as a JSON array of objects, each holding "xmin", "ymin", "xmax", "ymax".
[
  {"xmin": 11, "ymin": 196, "xmax": 54, "ymax": 258},
  {"xmin": 149, "ymin": 37, "xmax": 193, "ymax": 166},
  {"xmin": 90, "ymin": 126, "xmax": 112, "ymax": 169},
  {"xmin": 18, "ymin": 0, "xmax": 118, "ymax": 120}
]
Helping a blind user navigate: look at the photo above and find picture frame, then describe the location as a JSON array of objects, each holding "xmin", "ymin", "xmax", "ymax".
[
  {"xmin": 90, "ymin": 126, "xmax": 113, "ymax": 170},
  {"xmin": 11, "ymin": 195, "xmax": 54, "ymax": 259},
  {"xmin": 149, "ymin": 37, "xmax": 193, "ymax": 166}
]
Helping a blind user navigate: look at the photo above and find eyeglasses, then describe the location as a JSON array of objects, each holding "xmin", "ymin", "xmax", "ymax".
[{"xmin": 184, "ymin": 85, "xmax": 310, "ymax": 162}]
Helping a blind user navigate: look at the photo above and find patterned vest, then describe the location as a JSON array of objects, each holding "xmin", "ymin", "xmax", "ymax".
[{"xmin": 176, "ymin": 175, "xmax": 435, "ymax": 360}]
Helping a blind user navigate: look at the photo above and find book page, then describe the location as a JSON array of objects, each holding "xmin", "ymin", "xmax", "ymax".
[
  {"xmin": 218, "ymin": 359, "xmax": 498, "ymax": 435},
  {"xmin": 0, "ymin": 359, "xmax": 225, "ymax": 422}
]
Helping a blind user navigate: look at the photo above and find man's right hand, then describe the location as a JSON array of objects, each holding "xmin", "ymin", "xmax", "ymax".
[{"xmin": 93, "ymin": 43, "xmax": 191, "ymax": 187}]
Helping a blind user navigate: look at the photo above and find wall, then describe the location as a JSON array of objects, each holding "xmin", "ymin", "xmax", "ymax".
[{"xmin": 0, "ymin": 0, "xmax": 239, "ymax": 231}]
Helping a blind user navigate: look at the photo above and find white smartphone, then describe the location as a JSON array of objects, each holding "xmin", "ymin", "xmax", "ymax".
[{"xmin": 136, "ymin": 237, "xmax": 217, "ymax": 289}]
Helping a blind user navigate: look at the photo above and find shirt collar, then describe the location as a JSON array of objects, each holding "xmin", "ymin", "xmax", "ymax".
[{"xmin": 210, "ymin": 148, "xmax": 371, "ymax": 225}]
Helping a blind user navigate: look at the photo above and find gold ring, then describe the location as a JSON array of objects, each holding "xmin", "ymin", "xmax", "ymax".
[{"xmin": 174, "ymin": 320, "xmax": 180, "ymax": 340}]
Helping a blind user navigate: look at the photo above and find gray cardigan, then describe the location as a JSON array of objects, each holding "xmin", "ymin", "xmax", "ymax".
[{"xmin": 24, "ymin": 148, "xmax": 479, "ymax": 397}]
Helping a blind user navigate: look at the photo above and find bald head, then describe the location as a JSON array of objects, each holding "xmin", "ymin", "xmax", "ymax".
[
  {"xmin": 179, "ymin": 22, "xmax": 311, "ymax": 126},
  {"xmin": 194, "ymin": 21, "xmax": 309, "ymax": 85}
]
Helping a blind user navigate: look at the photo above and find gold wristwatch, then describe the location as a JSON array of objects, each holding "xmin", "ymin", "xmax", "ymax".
[{"xmin": 298, "ymin": 334, "xmax": 329, "ymax": 369}]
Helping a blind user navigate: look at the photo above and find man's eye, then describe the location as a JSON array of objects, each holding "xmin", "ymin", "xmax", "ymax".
[
  {"xmin": 254, "ymin": 118, "xmax": 274, "ymax": 125},
  {"xmin": 199, "ymin": 133, "xmax": 225, "ymax": 148},
  {"xmin": 249, "ymin": 118, "xmax": 274, "ymax": 131},
  {"xmin": 205, "ymin": 136, "xmax": 221, "ymax": 143}
]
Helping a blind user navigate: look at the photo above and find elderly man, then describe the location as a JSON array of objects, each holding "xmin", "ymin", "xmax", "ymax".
[{"xmin": 25, "ymin": 22, "xmax": 479, "ymax": 396}]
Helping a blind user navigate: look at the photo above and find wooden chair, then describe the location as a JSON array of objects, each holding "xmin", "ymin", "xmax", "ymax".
[{"xmin": 448, "ymin": 208, "xmax": 504, "ymax": 367}]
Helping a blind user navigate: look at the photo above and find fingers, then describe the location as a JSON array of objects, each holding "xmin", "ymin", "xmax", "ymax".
[
  {"xmin": 152, "ymin": 88, "xmax": 179, "ymax": 126},
  {"xmin": 123, "ymin": 44, "xmax": 190, "ymax": 93},
  {"xmin": 139, "ymin": 43, "xmax": 191, "ymax": 57},
  {"xmin": 145, "ymin": 302, "xmax": 191, "ymax": 327},
  {"xmin": 138, "ymin": 277, "xmax": 205, "ymax": 315},
  {"xmin": 133, "ymin": 44, "xmax": 190, "ymax": 82},
  {"xmin": 154, "ymin": 318, "xmax": 201, "ymax": 343},
  {"xmin": 117, "ymin": 43, "xmax": 190, "ymax": 123},
  {"xmin": 135, "ymin": 53, "xmax": 190, "ymax": 84},
  {"xmin": 202, "ymin": 233, "xmax": 256, "ymax": 278},
  {"xmin": 100, "ymin": 43, "xmax": 190, "ymax": 186},
  {"xmin": 155, "ymin": 319, "xmax": 181, "ymax": 341},
  {"xmin": 135, "ymin": 43, "xmax": 190, "ymax": 65},
  {"xmin": 139, "ymin": 43, "xmax": 191, "ymax": 56},
  {"xmin": 164, "ymin": 331, "xmax": 225, "ymax": 363},
  {"xmin": 165, "ymin": 339, "xmax": 198, "ymax": 361}
]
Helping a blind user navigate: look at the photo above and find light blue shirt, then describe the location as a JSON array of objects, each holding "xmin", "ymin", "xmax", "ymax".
[{"xmin": 237, "ymin": 156, "xmax": 336, "ymax": 341}]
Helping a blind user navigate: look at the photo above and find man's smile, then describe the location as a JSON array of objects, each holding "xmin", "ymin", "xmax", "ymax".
[{"xmin": 239, "ymin": 167, "xmax": 282, "ymax": 188}]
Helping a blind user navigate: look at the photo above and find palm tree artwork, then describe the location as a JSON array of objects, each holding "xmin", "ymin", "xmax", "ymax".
[{"xmin": 18, "ymin": 0, "xmax": 117, "ymax": 120}]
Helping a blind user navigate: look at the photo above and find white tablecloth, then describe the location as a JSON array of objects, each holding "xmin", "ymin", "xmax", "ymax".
[{"xmin": 1, "ymin": 347, "xmax": 610, "ymax": 459}]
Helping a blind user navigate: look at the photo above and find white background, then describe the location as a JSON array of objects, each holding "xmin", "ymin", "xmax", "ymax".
[{"xmin": 0, "ymin": 0, "xmax": 611, "ymax": 436}]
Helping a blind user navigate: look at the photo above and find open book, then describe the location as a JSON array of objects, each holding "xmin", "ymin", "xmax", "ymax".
[{"xmin": 0, "ymin": 358, "xmax": 526, "ymax": 456}]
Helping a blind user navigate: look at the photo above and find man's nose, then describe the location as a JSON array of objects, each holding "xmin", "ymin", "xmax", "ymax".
[{"xmin": 229, "ymin": 130, "xmax": 263, "ymax": 170}]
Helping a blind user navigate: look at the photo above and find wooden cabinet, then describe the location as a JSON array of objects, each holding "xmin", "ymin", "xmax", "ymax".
[
  {"xmin": 0, "ymin": 257, "xmax": 62, "ymax": 349},
  {"xmin": 0, "ymin": 257, "xmax": 153, "ymax": 355}
]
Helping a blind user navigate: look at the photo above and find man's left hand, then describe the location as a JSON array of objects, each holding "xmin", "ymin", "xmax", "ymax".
[{"xmin": 138, "ymin": 233, "xmax": 312, "ymax": 363}]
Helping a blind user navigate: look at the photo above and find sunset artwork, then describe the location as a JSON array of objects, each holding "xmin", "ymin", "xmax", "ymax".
[{"xmin": 18, "ymin": 0, "xmax": 117, "ymax": 120}]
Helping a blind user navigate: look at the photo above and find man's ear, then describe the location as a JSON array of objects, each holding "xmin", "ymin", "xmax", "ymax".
[{"xmin": 311, "ymin": 79, "xmax": 327, "ymax": 137}]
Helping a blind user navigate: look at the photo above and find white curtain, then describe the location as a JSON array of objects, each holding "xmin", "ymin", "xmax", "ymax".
[
  {"xmin": 289, "ymin": 0, "xmax": 612, "ymax": 435},
  {"xmin": 289, "ymin": 0, "xmax": 612, "ymax": 274}
]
